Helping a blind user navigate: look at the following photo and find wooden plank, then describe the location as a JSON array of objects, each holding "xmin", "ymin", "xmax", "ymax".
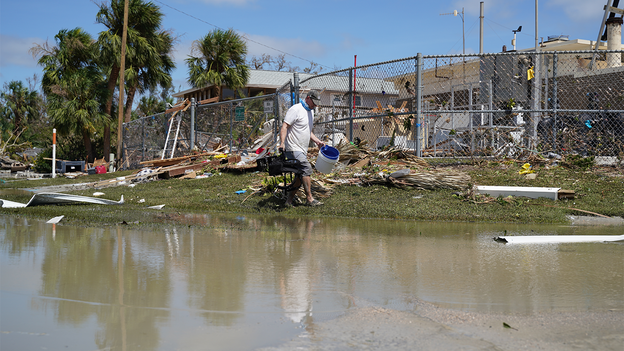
[
  {"xmin": 351, "ymin": 157, "xmax": 370, "ymax": 169},
  {"xmin": 165, "ymin": 99, "xmax": 189, "ymax": 114},
  {"xmin": 161, "ymin": 163, "xmax": 206, "ymax": 178},
  {"xmin": 198, "ymin": 96, "xmax": 219, "ymax": 105}
]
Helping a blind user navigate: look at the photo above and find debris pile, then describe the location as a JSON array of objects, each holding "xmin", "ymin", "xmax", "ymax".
[{"xmin": 1, "ymin": 156, "xmax": 27, "ymax": 172}]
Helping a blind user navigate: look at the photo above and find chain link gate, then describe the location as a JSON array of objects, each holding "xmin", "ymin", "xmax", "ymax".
[{"xmin": 122, "ymin": 88, "xmax": 294, "ymax": 169}]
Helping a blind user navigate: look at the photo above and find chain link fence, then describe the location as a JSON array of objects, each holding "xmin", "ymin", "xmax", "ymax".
[
  {"xmin": 122, "ymin": 50, "xmax": 624, "ymax": 169},
  {"xmin": 307, "ymin": 50, "xmax": 624, "ymax": 160}
]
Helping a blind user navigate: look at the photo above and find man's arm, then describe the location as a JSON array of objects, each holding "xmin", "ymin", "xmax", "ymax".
[
  {"xmin": 278, "ymin": 121, "xmax": 290, "ymax": 150},
  {"xmin": 310, "ymin": 131, "xmax": 325, "ymax": 148}
]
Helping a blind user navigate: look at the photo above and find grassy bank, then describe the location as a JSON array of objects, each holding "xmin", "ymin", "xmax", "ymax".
[{"xmin": 1, "ymin": 159, "xmax": 623, "ymax": 227}]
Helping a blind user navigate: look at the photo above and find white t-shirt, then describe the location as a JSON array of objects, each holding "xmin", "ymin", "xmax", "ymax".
[{"xmin": 283, "ymin": 103, "xmax": 314, "ymax": 153}]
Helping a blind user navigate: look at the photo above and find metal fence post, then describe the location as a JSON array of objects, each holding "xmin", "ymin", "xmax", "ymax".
[
  {"xmin": 294, "ymin": 72, "xmax": 300, "ymax": 103},
  {"xmin": 489, "ymin": 80, "xmax": 494, "ymax": 149},
  {"xmin": 273, "ymin": 93, "xmax": 280, "ymax": 149},
  {"xmin": 229, "ymin": 103, "xmax": 233, "ymax": 152},
  {"xmin": 469, "ymin": 82, "xmax": 474, "ymax": 153},
  {"xmin": 416, "ymin": 53, "xmax": 423, "ymax": 157},
  {"xmin": 141, "ymin": 117, "xmax": 145, "ymax": 162},
  {"xmin": 349, "ymin": 69, "xmax": 353, "ymax": 142},
  {"xmin": 190, "ymin": 97, "xmax": 195, "ymax": 151},
  {"xmin": 552, "ymin": 53, "xmax": 558, "ymax": 151},
  {"xmin": 529, "ymin": 52, "xmax": 540, "ymax": 151},
  {"xmin": 121, "ymin": 123, "xmax": 126, "ymax": 170}
]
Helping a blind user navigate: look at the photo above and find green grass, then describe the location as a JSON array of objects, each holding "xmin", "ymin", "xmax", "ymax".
[{"xmin": 1, "ymin": 159, "xmax": 623, "ymax": 227}]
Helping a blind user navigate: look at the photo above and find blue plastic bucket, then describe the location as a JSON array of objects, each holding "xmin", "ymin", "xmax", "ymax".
[{"xmin": 316, "ymin": 146, "xmax": 340, "ymax": 173}]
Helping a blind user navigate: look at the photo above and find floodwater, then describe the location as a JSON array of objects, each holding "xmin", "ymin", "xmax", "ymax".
[{"xmin": 1, "ymin": 214, "xmax": 623, "ymax": 350}]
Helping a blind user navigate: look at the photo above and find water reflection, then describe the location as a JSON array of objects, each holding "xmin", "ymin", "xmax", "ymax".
[{"xmin": 1, "ymin": 214, "xmax": 622, "ymax": 350}]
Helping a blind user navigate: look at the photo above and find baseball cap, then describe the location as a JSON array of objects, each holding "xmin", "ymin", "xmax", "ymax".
[{"xmin": 307, "ymin": 90, "xmax": 321, "ymax": 105}]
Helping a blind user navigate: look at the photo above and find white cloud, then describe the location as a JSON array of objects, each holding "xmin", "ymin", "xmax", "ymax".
[
  {"xmin": 0, "ymin": 35, "xmax": 43, "ymax": 68},
  {"xmin": 548, "ymin": 0, "xmax": 603, "ymax": 22}
]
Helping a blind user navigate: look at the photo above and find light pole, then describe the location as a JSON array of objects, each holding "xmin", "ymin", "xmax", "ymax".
[
  {"xmin": 441, "ymin": 8, "xmax": 466, "ymax": 84},
  {"xmin": 456, "ymin": 8, "xmax": 465, "ymax": 56},
  {"xmin": 440, "ymin": 8, "xmax": 465, "ymax": 55}
]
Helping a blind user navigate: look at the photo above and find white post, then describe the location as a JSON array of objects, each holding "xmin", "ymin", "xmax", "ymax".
[
  {"xmin": 607, "ymin": 17, "xmax": 623, "ymax": 68},
  {"xmin": 109, "ymin": 153, "xmax": 115, "ymax": 173},
  {"xmin": 52, "ymin": 128, "xmax": 56, "ymax": 178}
]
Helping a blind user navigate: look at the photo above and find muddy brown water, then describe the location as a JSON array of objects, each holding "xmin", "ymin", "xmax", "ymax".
[{"xmin": 1, "ymin": 214, "xmax": 623, "ymax": 350}]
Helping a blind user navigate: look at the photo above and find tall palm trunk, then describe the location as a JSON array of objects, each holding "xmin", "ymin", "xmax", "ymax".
[
  {"xmin": 124, "ymin": 85, "xmax": 137, "ymax": 123},
  {"xmin": 82, "ymin": 127, "xmax": 95, "ymax": 163}
]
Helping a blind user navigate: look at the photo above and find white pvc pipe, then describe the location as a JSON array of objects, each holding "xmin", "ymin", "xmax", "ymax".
[
  {"xmin": 52, "ymin": 129, "xmax": 56, "ymax": 178},
  {"xmin": 496, "ymin": 235, "xmax": 624, "ymax": 244}
]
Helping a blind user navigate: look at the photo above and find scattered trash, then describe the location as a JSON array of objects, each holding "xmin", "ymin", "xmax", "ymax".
[
  {"xmin": 389, "ymin": 169, "xmax": 411, "ymax": 178},
  {"xmin": 518, "ymin": 163, "xmax": 535, "ymax": 174},
  {"xmin": 135, "ymin": 168, "xmax": 155, "ymax": 182},
  {"xmin": 93, "ymin": 192, "xmax": 105, "ymax": 196},
  {"xmin": 0, "ymin": 193, "xmax": 124, "ymax": 208},
  {"xmin": 138, "ymin": 199, "xmax": 145, "ymax": 203},
  {"xmin": 147, "ymin": 204, "xmax": 165, "ymax": 209},
  {"xmin": 413, "ymin": 195, "xmax": 423, "ymax": 199},
  {"xmin": 235, "ymin": 190, "xmax": 247, "ymax": 194},
  {"xmin": 503, "ymin": 322, "xmax": 518, "ymax": 331},
  {"xmin": 128, "ymin": 183, "xmax": 136, "ymax": 187},
  {"xmin": 547, "ymin": 152, "xmax": 561, "ymax": 160},
  {"xmin": 46, "ymin": 215, "xmax": 64, "ymax": 224},
  {"xmin": 195, "ymin": 174, "xmax": 213, "ymax": 179}
]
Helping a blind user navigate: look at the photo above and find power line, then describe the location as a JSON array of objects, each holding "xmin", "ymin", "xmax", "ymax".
[
  {"xmin": 485, "ymin": 18, "xmax": 532, "ymax": 38},
  {"xmin": 153, "ymin": 0, "xmax": 332, "ymax": 70}
]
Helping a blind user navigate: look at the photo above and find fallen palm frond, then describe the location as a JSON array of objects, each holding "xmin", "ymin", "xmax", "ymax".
[
  {"xmin": 375, "ymin": 147, "xmax": 429, "ymax": 168},
  {"xmin": 335, "ymin": 139, "xmax": 373, "ymax": 162},
  {"xmin": 362, "ymin": 170, "xmax": 471, "ymax": 190},
  {"xmin": 311, "ymin": 179, "xmax": 334, "ymax": 198}
]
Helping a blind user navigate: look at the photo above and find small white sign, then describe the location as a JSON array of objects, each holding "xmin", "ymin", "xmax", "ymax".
[{"xmin": 263, "ymin": 100, "xmax": 273, "ymax": 113}]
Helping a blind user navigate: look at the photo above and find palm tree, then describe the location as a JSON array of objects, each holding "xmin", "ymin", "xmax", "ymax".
[
  {"xmin": 32, "ymin": 28, "xmax": 108, "ymax": 162},
  {"xmin": 122, "ymin": 29, "xmax": 175, "ymax": 122},
  {"xmin": 136, "ymin": 85, "xmax": 174, "ymax": 117},
  {"xmin": 186, "ymin": 28, "xmax": 250, "ymax": 100},
  {"xmin": 0, "ymin": 81, "xmax": 41, "ymax": 135},
  {"xmin": 96, "ymin": 0, "xmax": 171, "ymax": 157}
]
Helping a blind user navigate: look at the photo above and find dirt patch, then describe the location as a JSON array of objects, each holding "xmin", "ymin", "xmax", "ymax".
[{"xmin": 260, "ymin": 299, "xmax": 624, "ymax": 351}]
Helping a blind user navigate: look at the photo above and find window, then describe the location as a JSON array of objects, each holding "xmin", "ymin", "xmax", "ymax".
[
  {"xmin": 355, "ymin": 95, "xmax": 361, "ymax": 106},
  {"xmin": 332, "ymin": 94, "xmax": 361, "ymax": 106}
]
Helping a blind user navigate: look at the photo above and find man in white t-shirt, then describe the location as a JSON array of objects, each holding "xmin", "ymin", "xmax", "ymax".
[{"xmin": 278, "ymin": 90, "xmax": 325, "ymax": 207}]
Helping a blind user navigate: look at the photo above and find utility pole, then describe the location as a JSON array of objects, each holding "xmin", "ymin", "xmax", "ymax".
[
  {"xmin": 479, "ymin": 2, "xmax": 484, "ymax": 53},
  {"xmin": 116, "ymin": 0, "xmax": 129, "ymax": 170}
]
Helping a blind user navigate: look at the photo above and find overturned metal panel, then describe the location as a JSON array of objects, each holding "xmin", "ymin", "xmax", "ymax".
[
  {"xmin": 495, "ymin": 234, "xmax": 624, "ymax": 244},
  {"xmin": 0, "ymin": 192, "xmax": 124, "ymax": 208}
]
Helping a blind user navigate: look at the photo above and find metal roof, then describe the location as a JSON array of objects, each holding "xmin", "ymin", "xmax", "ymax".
[{"xmin": 173, "ymin": 69, "xmax": 399, "ymax": 97}]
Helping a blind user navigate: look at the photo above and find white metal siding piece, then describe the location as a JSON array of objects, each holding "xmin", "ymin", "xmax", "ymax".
[
  {"xmin": 475, "ymin": 185, "xmax": 561, "ymax": 200},
  {"xmin": 495, "ymin": 235, "xmax": 624, "ymax": 244}
]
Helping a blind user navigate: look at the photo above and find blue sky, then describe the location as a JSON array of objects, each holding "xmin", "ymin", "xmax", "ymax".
[{"xmin": 0, "ymin": 0, "xmax": 607, "ymax": 93}]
